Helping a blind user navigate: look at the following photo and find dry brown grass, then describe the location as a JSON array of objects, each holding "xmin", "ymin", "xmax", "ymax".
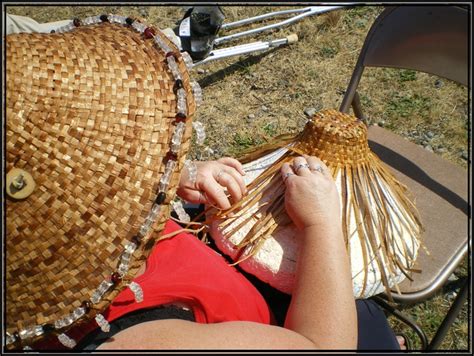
[
  {"xmin": 6, "ymin": 4, "xmax": 470, "ymax": 351},
  {"xmin": 7, "ymin": 5, "xmax": 467, "ymax": 165}
]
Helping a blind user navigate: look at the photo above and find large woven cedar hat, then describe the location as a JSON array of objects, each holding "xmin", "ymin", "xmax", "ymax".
[
  {"xmin": 5, "ymin": 15, "xmax": 200, "ymax": 350},
  {"xmin": 209, "ymin": 109, "xmax": 423, "ymax": 298}
]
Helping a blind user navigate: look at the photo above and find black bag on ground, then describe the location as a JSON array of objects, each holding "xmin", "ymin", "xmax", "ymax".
[{"xmin": 175, "ymin": 6, "xmax": 225, "ymax": 60}]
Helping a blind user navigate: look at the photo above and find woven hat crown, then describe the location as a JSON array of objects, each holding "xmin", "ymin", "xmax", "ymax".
[
  {"xmin": 296, "ymin": 109, "xmax": 370, "ymax": 165},
  {"xmin": 6, "ymin": 16, "xmax": 198, "ymax": 349},
  {"xmin": 210, "ymin": 109, "xmax": 423, "ymax": 299}
]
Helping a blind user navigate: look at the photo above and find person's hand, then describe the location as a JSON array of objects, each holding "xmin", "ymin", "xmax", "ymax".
[
  {"xmin": 281, "ymin": 155, "xmax": 340, "ymax": 231},
  {"xmin": 177, "ymin": 157, "xmax": 247, "ymax": 210}
]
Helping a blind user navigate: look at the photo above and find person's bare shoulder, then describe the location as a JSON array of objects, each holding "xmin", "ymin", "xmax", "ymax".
[{"xmin": 96, "ymin": 319, "xmax": 317, "ymax": 350}]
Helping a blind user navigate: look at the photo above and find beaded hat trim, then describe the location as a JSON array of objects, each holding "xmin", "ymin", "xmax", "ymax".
[{"xmin": 5, "ymin": 14, "xmax": 202, "ymax": 350}]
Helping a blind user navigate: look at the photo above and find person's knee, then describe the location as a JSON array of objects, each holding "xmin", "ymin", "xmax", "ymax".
[{"xmin": 356, "ymin": 299, "xmax": 400, "ymax": 350}]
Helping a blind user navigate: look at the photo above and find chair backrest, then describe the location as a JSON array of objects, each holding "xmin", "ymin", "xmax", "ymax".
[{"xmin": 340, "ymin": 5, "xmax": 468, "ymax": 113}]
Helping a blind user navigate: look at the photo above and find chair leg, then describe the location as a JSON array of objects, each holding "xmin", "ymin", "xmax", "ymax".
[
  {"xmin": 371, "ymin": 295, "xmax": 429, "ymax": 350},
  {"xmin": 351, "ymin": 91, "xmax": 368, "ymax": 124},
  {"xmin": 427, "ymin": 280, "xmax": 468, "ymax": 350}
]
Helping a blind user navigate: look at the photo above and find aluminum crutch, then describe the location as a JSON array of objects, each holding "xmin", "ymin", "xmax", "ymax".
[
  {"xmin": 214, "ymin": 5, "xmax": 347, "ymax": 46},
  {"xmin": 193, "ymin": 33, "xmax": 298, "ymax": 67}
]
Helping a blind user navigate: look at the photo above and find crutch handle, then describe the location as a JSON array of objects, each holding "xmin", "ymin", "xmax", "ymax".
[{"xmin": 286, "ymin": 33, "xmax": 298, "ymax": 44}]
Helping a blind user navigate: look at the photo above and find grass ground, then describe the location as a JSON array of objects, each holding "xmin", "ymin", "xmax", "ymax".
[{"xmin": 6, "ymin": 4, "xmax": 470, "ymax": 351}]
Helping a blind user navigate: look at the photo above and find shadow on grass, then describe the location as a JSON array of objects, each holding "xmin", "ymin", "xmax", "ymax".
[{"xmin": 197, "ymin": 47, "xmax": 280, "ymax": 89}]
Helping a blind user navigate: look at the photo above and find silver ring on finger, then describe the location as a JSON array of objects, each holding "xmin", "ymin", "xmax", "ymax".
[
  {"xmin": 295, "ymin": 163, "xmax": 310, "ymax": 174},
  {"xmin": 283, "ymin": 172, "xmax": 295, "ymax": 182},
  {"xmin": 216, "ymin": 170, "xmax": 225, "ymax": 184},
  {"xmin": 310, "ymin": 165, "xmax": 324, "ymax": 174}
]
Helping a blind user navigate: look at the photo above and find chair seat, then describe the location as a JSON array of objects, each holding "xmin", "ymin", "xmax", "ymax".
[{"xmin": 367, "ymin": 125, "xmax": 468, "ymax": 298}]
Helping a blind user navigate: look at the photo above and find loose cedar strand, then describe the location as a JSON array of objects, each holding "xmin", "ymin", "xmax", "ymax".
[{"xmin": 207, "ymin": 110, "xmax": 422, "ymax": 298}]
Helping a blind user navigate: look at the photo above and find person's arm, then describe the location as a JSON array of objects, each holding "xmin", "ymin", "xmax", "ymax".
[
  {"xmin": 98, "ymin": 155, "xmax": 357, "ymax": 350},
  {"xmin": 284, "ymin": 223, "xmax": 357, "ymax": 348},
  {"xmin": 280, "ymin": 155, "xmax": 357, "ymax": 349}
]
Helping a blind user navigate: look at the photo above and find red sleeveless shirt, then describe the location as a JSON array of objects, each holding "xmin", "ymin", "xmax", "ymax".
[
  {"xmin": 105, "ymin": 219, "xmax": 272, "ymax": 324},
  {"xmin": 34, "ymin": 220, "xmax": 272, "ymax": 350}
]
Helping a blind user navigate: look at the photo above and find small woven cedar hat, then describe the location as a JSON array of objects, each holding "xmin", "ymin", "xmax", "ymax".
[
  {"xmin": 209, "ymin": 109, "xmax": 423, "ymax": 299},
  {"xmin": 5, "ymin": 15, "xmax": 201, "ymax": 350}
]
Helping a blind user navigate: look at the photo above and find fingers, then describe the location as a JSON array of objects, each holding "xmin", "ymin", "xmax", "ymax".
[
  {"xmin": 396, "ymin": 336, "xmax": 407, "ymax": 350},
  {"xmin": 218, "ymin": 168, "xmax": 247, "ymax": 196},
  {"xmin": 200, "ymin": 179, "xmax": 231, "ymax": 210},
  {"xmin": 293, "ymin": 156, "xmax": 311, "ymax": 177},
  {"xmin": 178, "ymin": 158, "xmax": 248, "ymax": 210},
  {"xmin": 216, "ymin": 171, "xmax": 244, "ymax": 203},
  {"xmin": 282, "ymin": 156, "xmax": 330, "ymax": 183},
  {"xmin": 305, "ymin": 155, "xmax": 331, "ymax": 178},
  {"xmin": 217, "ymin": 157, "xmax": 245, "ymax": 176},
  {"xmin": 180, "ymin": 188, "xmax": 226, "ymax": 209},
  {"xmin": 281, "ymin": 162, "xmax": 296, "ymax": 184},
  {"xmin": 177, "ymin": 188, "xmax": 203, "ymax": 205},
  {"xmin": 216, "ymin": 157, "xmax": 247, "ymax": 196}
]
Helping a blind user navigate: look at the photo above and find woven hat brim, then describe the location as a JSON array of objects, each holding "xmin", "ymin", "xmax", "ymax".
[
  {"xmin": 6, "ymin": 21, "xmax": 196, "ymax": 336},
  {"xmin": 207, "ymin": 110, "xmax": 423, "ymax": 298}
]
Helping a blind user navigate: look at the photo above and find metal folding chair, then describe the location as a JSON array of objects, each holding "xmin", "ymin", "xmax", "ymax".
[{"xmin": 339, "ymin": 5, "xmax": 469, "ymax": 350}]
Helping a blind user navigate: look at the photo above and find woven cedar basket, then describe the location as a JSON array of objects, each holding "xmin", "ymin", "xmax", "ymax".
[
  {"xmin": 6, "ymin": 21, "xmax": 195, "ymax": 338},
  {"xmin": 209, "ymin": 109, "xmax": 423, "ymax": 298}
]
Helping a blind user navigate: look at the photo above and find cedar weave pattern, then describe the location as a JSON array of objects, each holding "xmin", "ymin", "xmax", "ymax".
[
  {"xmin": 296, "ymin": 110, "xmax": 371, "ymax": 167},
  {"xmin": 212, "ymin": 109, "xmax": 422, "ymax": 298},
  {"xmin": 6, "ymin": 23, "xmax": 195, "ymax": 331}
]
